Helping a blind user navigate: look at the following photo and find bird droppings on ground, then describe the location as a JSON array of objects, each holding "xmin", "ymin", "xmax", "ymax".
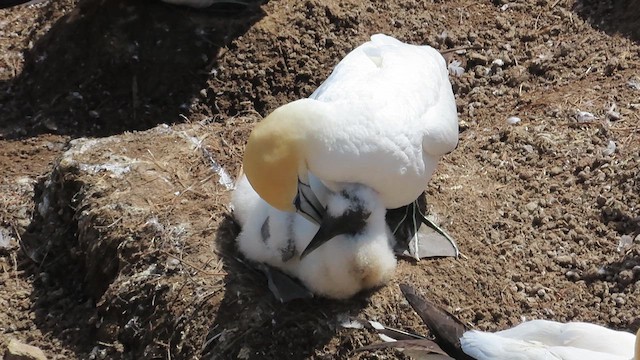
[{"xmin": 0, "ymin": 0, "xmax": 639, "ymax": 359}]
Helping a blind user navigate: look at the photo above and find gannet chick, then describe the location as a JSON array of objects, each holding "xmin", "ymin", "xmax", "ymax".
[
  {"xmin": 232, "ymin": 175, "xmax": 396, "ymax": 300},
  {"xmin": 242, "ymin": 34, "xmax": 459, "ymax": 258}
]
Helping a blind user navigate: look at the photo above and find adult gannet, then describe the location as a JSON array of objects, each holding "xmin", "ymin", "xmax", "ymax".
[
  {"xmin": 396, "ymin": 284, "xmax": 640, "ymax": 360},
  {"xmin": 232, "ymin": 175, "xmax": 396, "ymax": 300},
  {"xmin": 243, "ymin": 34, "xmax": 459, "ymax": 257},
  {"xmin": 460, "ymin": 320, "xmax": 639, "ymax": 360}
]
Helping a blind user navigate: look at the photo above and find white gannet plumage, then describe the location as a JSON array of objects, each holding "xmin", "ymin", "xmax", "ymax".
[
  {"xmin": 460, "ymin": 320, "xmax": 638, "ymax": 360},
  {"xmin": 232, "ymin": 175, "xmax": 396, "ymax": 300},
  {"xmin": 391, "ymin": 285, "xmax": 640, "ymax": 360},
  {"xmin": 243, "ymin": 33, "xmax": 458, "ymax": 212},
  {"xmin": 242, "ymin": 34, "xmax": 459, "ymax": 257}
]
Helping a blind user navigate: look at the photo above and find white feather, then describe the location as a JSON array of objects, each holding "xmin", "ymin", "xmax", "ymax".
[{"xmin": 460, "ymin": 320, "xmax": 636, "ymax": 360}]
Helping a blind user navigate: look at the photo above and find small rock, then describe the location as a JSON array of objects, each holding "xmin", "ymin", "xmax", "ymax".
[
  {"xmin": 565, "ymin": 270, "xmax": 580, "ymax": 281},
  {"xmin": 6, "ymin": 339, "xmax": 47, "ymax": 360},
  {"xmin": 468, "ymin": 52, "xmax": 489, "ymax": 65},
  {"xmin": 43, "ymin": 119, "xmax": 58, "ymax": 131},
  {"xmin": 627, "ymin": 78, "xmax": 640, "ymax": 90},
  {"xmin": 506, "ymin": 116, "xmax": 521, "ymax": 125},
  {"xmin": 0, "ymin": 228, "xmax": 14, "ymax": 250},
  {"xmin": 549, "ymin": 166, "xmax": 563, "ymax": 176},
  {"xmin": 617, "ymin": 270, "xmax": 634, "ymax": 286},
  {"xmin": 237, "ymin": 346, "xmax": 251, "ymax": 360},
  {"xmin": 606, "ymin": 109, "xmax": 621, "ymax": 121},
  {"xmin": 575, "ymin": 111, "xmax": 595, "ymax": 123},
  {"xmin": 525, "ymin": 201, "xmax": 538, "ymax": 212},
  {"xmin": 617, "ymin": 235, "xmax": 633, "ymax": 253},
  {"xmin": 602, "ymin": 140, "xmax": 616, "ymax": 156},
  {"xmin": 555, "ymin": 255, "xmax": 573, "ymax": 266}
]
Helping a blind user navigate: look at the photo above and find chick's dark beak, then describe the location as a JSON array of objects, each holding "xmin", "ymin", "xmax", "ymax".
[{"xmin": 299, "ymin": 206, "xmax": 370, "ymax": 259}]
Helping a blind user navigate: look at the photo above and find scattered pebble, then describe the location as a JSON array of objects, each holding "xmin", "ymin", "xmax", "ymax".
[
  {"xmin": 6, "ymin": 339, "xmax": 47, "ymax": 360},
  {"xmin": 549, "ymin": 166, "xmax": 563, "ymax": 176},
  {"xmin": 68, "ymin": 91, "xmax": 83, "ymax": 101},
  {"xmin": 237, "ymin": 346, "xmax": 251, "ymax": 360},
  {"xmin": 0, "ymin": 228, "xmax": 13, "ymax": 250},
  {"xmin": 468, "ymin": 52, "xmax": 489, "ymax": 65},
  {"xmin": 605, "ymin": 105, "xmax": 621, "ymax": 121},
  {"xmin": 525, "ymin": 201, "xmax": 538, "ymax": 212},
  {"xmin": 555, "ymin": 255, "xmax": 573, "ymax": 266},
  {"xmin": 506, "ymin": 116, "xmax": 521, "ymax": 125},
  {"xmin": 602, "ymin": 140, "xmax": 616, "ymax": 156},
  {"xmin": 575, "ymin": 111, "xmax": 595, "ymax": 123},
  {"xmin": 617, "ymin": 270, "xmax": 634, "ymax": 286},
  {"xmin": 614, "ymin": 296, "xmax": 626, "ymax": 306},
  {"xmin": 617, "ymin": 235, "xmax": 633, "ymax": 253},
  {"xmin": 565, "ymin": 270, "xmax": 580, "ymax": 281},
  {"xmin": 43, "ymin": 119, "xmax": 58, "ymax": 131}
]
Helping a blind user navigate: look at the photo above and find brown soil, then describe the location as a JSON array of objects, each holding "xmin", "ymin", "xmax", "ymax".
[{"xmin": 1, "ymin": 0, "xmax": 639, "ymax": 359}]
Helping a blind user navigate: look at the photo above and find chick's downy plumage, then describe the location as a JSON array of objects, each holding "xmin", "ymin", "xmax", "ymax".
[{"xmin": 233, "ymin": 175, "xmax": 396, "ymax": 300}]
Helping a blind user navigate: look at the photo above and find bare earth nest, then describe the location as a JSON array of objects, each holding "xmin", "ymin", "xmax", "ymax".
[{"xmin": 0, "ymin": 0, "xmax": 639, "ymax": 359}]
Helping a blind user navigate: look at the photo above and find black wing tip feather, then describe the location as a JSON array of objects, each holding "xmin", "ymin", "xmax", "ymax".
[{"xmin": 399, "ymin": 284, "xmax": 475, "ymax": 360}]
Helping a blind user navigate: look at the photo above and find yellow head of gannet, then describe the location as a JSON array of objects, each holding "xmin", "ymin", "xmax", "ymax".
[
  {"xmin": 244, "ymin": 99, "xmax": 328, "ymax": 222},
  {"xmin": 243, "ymin": 101, "xmax": 306, "ymax": 212},
  {"xmin": 245, "ymin": 99, "xmax": 386, "ymax": 257}
]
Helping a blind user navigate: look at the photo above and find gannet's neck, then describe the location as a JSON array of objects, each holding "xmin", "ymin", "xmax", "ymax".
[{"xmin": 243, "ymin": 99, "xmax": 329, "ymax": 212}]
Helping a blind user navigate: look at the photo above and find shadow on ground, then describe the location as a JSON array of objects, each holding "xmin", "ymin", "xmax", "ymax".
[
  {"xmin": 204, "ymin": 215, "xmax": 372, "ymax": 359},
  {"xmin": 574, "ymin": 0, "xmax": 640, "ymax": 42},
  {"xmin": 0, "ymin": 0, "xmax": 265, "ymax": 139}
]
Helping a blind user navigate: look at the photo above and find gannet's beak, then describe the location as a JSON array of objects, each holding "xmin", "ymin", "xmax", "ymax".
[
  {"xmin": 293, "ymin": 177, "xmax": 325, "ymax": 225},
  {"xmin": 300, "ymin": 200, "xmax": 369, "ymax": 259}
]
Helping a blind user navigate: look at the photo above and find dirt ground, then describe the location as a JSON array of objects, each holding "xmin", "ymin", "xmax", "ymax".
[{"xmin": 0, "ymin": 0, "xmax": 639, "ymax": 359}]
